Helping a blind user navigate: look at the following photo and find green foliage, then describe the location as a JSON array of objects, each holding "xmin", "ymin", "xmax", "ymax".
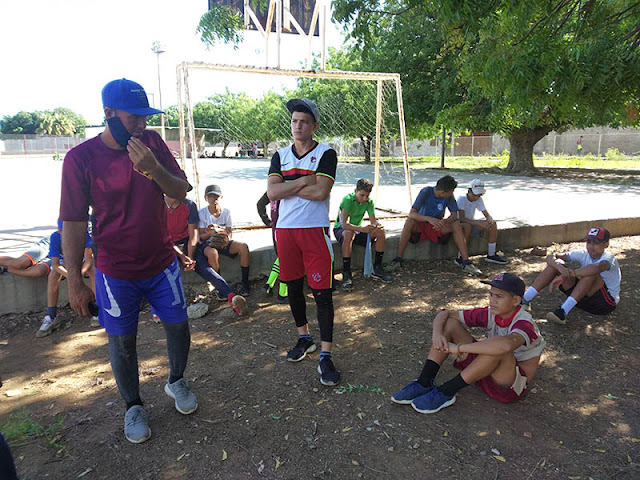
[
  {"xmin": 1, "ymin": 108, "xmax": 86, "ymax": 135},
  {"xmin": 332, "ymin": 0, "xmax": 640, "ymax": 172},
  {"xmin": 197, "ymin": 5, "xmax": 244, "ymax": 49}
]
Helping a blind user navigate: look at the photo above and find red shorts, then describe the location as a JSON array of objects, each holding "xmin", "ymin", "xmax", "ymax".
[
  {"xmin": 410, "ymin": 222, "xmax": 451, "ymax": 245},
  {"xmin": 453, "ymin": 348, "xmax": 528, "ymax": 404},
  {"xmin": 276, "ymin": 228, "xmax": 333, "ymax": 289}
]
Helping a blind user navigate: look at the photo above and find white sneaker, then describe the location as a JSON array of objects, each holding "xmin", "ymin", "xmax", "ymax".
[
  {"xmin": 90, "ymin": 316, "xmax": 101, "ymax": 328},
  {"xmin": 36, "ymin": 315, "xmax": 61, "ymax": 338}
]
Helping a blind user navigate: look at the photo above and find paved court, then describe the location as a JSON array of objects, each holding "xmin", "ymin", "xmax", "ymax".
[{"xmin": 1, "ymin": 154, "xmax": 639, "ymax": 256}]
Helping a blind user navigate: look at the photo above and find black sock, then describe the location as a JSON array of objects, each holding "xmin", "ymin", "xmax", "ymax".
[
  {"xmin": 374, "ymin": 251, "xmax": 384, "ymax": 267},
  {"xmin": 241, "ymin": 266, "xmax": 250, "ymax": 285},
  {"xmin": 417, "ymin": 359, "xmax": 440, "ymax": 387},
  {"xmin": 125, "ymin": 398, "xmax": 143, "ymax": 410},
  {"xmin": 343, "ymin": 257, "xmax": 351, "ymax": 273},
  {"xmin": 438, "ymin": 373, "xmax": 469, "ymax": 397}
]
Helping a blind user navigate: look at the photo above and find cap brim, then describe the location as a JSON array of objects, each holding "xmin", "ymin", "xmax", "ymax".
[
  {"xmin": 286, "ymin": 99, "xmax": 311, "ymax": 114},
  {"xmin": 119, "ymin": 107, "xmax": 164, "ymax": 116}
]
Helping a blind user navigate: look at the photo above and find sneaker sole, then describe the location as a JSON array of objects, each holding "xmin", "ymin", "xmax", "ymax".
[
  {"xmin": 164, "ymin": 384, "xmax": 198, "ymax": 415},
  {"xmin": 411, "ymin": 395, "xmax": 456, "ymax": 414},
  {"xmin": 546, "ymin": 312, "xmax": 567, "ymax": 325},
  {"xmin": 484, "ymin": 258, "xmax": 508, "ymax": 264},
  {"xmin": 370, "ymin": 275, "xmax": 392, "ymax": 283},
  {"xmin": 287, "ymin": 343, "xmax": 317, "ymax": 362},
  {"xmin": 316, "ymin": 364, "xmax": 340, "ymax": 386},
  {"xmin": 390, "ymin": 396, "xmax": 414, "ymax": 405},
  {"xmin": 36, "ymin": 319, "xmax": 62, "ymax": 338},
  {"xmin": 125, "ymin": 428, "xmax": 152, "ymax": 444},
  {"xmin": 232, "ymin": 295, "xmax": 248, "ymax": 315}
]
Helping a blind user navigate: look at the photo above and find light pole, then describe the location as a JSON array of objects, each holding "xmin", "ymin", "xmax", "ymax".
[{"xmin": 151, "ymin": 41, "xmax": 166, "ymax": 140}]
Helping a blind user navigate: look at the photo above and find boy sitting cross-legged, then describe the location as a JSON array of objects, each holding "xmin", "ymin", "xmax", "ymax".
[
  {"xmin": 333, "ymin": 178, "xmax": 391, "ymax": 290},
  {"xmin": 391, "ymin": 272, "xmax": 545, "ymax": 414}
]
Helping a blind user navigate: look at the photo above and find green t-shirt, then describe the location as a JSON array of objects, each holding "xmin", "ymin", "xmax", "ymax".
[{"xmin": 335, "ymin": 192, "xmax": 375, "ymax": 228}]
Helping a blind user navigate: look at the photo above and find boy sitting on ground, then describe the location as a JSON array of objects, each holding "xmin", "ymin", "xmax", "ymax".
[
  {"xmin": 198, "ymin": 184, "xmax": 251, "ymax": 296},
  {"xmin": 522, "ymin": 227, "xmax": 620, "ymax": 325},
  {"xmin": 456, "ymin": 178, "xmax": 507, "ymax": 265},
  {"xmin": 334, "ymin": 178, "xmax": 391, "ymax": 290},
  {"xmin": 37, "ymin": 220, "xmax": 97, "ymax": 337},
  {"xmin": 392, "ymin": 272, "xmax": 545, "ymax": 414},
  {"xmin": 388, "ymin": 175, "xmax": 481, "ymax": 275}
]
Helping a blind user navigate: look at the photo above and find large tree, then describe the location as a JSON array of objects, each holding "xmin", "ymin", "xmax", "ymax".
[
  {"xmin": 1, "ymin": 108, "xmax": 86, "ymax": 135},
  {"xmin": 333, "ymin": 0, "xmax": 640, "ymax": 172}
]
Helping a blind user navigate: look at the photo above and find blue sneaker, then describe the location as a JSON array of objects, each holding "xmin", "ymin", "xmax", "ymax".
[
  {"xmin": 124, "ymin": 405, "xmax": 151, "ymax": 444},
  {"xmin": 411, "ymin": 387, "xmax": 456, "ymax": 414},
  {"xmin": 391, "ymin": 380, "xmax": 434, "ymax": 405},
  {"xmin": 165, "ymin": 378, "xmax": 198, "ymax": 415}
]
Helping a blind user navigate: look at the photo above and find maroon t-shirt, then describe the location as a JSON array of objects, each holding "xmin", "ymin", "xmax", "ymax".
[{"xmin": 60, "ymin": 130, "xmax": 187, "ymax": 280}]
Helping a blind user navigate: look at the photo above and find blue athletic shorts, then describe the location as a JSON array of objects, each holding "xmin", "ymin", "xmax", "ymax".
[{"xmin": 95, "ymin": 258, "xmax": 188, "ymax": 335}]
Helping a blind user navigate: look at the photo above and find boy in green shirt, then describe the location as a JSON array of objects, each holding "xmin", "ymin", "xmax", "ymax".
[{"xmin": 333, "ymin": 178, "xmax": 391, "ymax": 290}]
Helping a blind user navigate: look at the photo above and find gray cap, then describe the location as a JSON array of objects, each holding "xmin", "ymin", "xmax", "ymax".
[
  {"xmin": 286, "ymin": 98, "xmax": 320, "ymax": 123},
  {"xmin": 204, "ymin": 184, "xmax": 222, "ymax": 197}
]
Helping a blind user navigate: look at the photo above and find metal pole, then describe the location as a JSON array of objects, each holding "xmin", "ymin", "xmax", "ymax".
[
  {"xmin": 373, "ymin": 79, "xmax": 383, "ymax": 205},
  {"xmin": 441, "ymin": 126, "xmax": 446, "ymax": 168},
  {"xmin": 151, "ymin": 41, "xmax": 166, "ymax": 140}
]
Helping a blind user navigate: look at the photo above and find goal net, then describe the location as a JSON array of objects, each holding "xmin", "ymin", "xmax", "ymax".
[{"xmin": 175, "ymin": 63, "xmax": 412, "ymax": 224}]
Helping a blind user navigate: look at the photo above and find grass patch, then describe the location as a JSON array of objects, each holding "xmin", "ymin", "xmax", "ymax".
[
  {"xmin": 0, "ymin": 408, "xmax": 65, "ymax": 453},
  {"xmin": 338, "ymin": 151, "xmax": 640, "ymax": 171}
]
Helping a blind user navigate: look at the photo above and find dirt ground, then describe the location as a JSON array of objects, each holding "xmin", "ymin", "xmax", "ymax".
[{"xmin": 1, "ymin": 236, "xmax": 639, "ymax": 480}]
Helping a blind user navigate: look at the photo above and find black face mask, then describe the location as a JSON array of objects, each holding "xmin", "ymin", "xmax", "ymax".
[{"xmin": 106, "ymin": 116, "xmax": 132, "ymax": 147}]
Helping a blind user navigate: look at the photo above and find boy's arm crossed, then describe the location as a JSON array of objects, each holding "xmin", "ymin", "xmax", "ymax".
[{"xmin": 449, "ymin": 333, "xmax": 525, "ymax": 357}]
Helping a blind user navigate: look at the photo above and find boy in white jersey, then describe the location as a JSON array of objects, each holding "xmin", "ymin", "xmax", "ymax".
[
  {"xmin": 456, "ymin": 179, "xmax": 507, "ymax": 265},
  {"xmin": 267, "ymin": 98, "xmax": 341, "ymax": 386},
  {"xmin": 392, "ymin": 272, "xmax": 545, "ymax": 413},
  {"xmin": 198, "ymin": 184, "xmax": 252, "ymax": 296},
  {"xmin": 522, "ymin": 227, "xmax": 621, "ymax": 324}
]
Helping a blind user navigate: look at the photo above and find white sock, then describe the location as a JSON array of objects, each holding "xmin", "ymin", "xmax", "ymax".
[
  {"xmin": 523, "ymin": 287, "xmax": 538, "ymax": 302},
  {"xmin": 488, "ymin": 243, "xmax": 497, "ymax": 256},
  {"xmin": 561, "ymin": 296, "xmax": 578, "ymax": 315}
]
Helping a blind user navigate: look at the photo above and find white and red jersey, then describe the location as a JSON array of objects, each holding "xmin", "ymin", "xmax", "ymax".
[
  {"xmin": 268, "ymin": 142, "xmax": 337, "ymax": 228},
  {"xmin": 459, "ymin": 306, "xmax": 546, "ymax": 362}
]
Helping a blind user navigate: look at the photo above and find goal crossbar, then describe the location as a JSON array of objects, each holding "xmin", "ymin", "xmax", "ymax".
[{"xmin": 176, "ymin": 62, "xmax": 412, "ymax": 209}]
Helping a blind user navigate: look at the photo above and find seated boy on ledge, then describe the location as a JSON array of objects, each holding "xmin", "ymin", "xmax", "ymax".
[
  {"xmin": 522, "ymin": 227, "xmax": 620, "ymax": 325},
  {"xmin": 392, "ymin": 272, "xmax": 545, "ymax": 414},
  {"xmin": 333, "ymin": 178, "xmax": 391, "ymax": 290}
]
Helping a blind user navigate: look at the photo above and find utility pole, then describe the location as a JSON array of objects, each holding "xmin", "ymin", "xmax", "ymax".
[{"xmin": 151, "ymin": 41, "xmax": 166, "ymax": 140}]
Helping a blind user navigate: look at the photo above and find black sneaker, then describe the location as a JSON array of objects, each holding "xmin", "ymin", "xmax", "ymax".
[
  {"xmin": 546, "ymin": 307, "xmax": 567, "ymax": 325},
  {"xmin": 485, "ymin": 254, "xmax": 508, "ymax": 265},
  {"xmin": 521, "ymin": 299, "xmax": 532, "ymax": 312},
  {"xmin": 238, "ymin": 283, "xmax": 251, "ymax": 296},
  {"xmin": 317, "ymin": 357, "xmax": 341, "ymax": 386},
  {"xmin": 341, "ymin": 271, "xmax": 353, "ymax": 291},
  {"xmin": 453, "ymin": 257, "xmax": 463, "ymax": 267},
  {"xmin": 371, "ymin": 265, "xmax": 392, "ymax": 282},
  {"xmin": 286, "ymin": 337, "xmax": 317, "ymax": 362},
  {"xmin": 0, "ymin": 266, "xmax": 8, "ymax": 274},
  {"xmin": 277, "ymin": 294, "xmax": 288, "ymax": 303},
  {"xmin": 386, "ymin": 257, "xmax": 403, "ymax": 272},
  {"xmin": 264, "ymin": 283, "xmax": 273, "ymax": 295}
]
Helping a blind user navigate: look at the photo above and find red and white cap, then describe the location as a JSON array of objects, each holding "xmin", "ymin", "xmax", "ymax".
[
  {"xmin": 583, "ymin": 227, "xmax": 610, "ymax": 243},
  {"xmin": 469, "ymin": 179, "xmax": 486, "ymax": 195}
]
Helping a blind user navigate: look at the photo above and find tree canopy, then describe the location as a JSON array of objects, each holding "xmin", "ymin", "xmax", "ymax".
[
  {"xmin": 1, "ymin": 108, "xmax": 86, "ymax": 135},
  {"xmin": 333, "ymin": 0, "xmax": 640, "ymax": 172}
]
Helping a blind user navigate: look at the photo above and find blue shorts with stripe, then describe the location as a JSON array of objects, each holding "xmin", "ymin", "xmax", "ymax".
[{"xmin": 95, "ymin": 258, "xmax": 188, "ymax": 335}]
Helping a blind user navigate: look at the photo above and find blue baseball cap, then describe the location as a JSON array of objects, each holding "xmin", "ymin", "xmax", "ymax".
[{"xmin": 101, "ymin": 79, "xmax": 163, "ymax": 115}]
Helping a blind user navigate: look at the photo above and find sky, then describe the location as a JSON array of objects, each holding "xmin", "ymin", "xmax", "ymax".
[{"xmin": 0, "ymin": 0, "xmax": 345, "ymax": 125}]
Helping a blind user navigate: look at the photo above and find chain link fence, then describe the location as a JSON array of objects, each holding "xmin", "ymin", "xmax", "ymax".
[{"xmin": 0, "ymin": 134, "xmax": 83, "ymax": 155}]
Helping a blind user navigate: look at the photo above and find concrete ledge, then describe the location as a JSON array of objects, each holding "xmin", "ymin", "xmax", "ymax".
[{"xmin": 2, "ymin": 217, "xmax": 638, "ymax": 315}]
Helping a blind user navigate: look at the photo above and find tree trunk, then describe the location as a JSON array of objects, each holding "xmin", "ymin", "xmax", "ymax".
[
  {"xmin": 506, "ymin": 127, "xmax": 552, "ymax": 174},
  {"xmin": 223, "ymin": 140, "xmax": 230, "ymax": 157},
  {"xmin": 361, "ymin": 135, "xmax": 372, "ymax": 163}
]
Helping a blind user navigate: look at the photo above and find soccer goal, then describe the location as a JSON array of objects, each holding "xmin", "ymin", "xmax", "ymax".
[{"xmin": 175, "ymin": 62, "xmax": 412, "ymax": 217}]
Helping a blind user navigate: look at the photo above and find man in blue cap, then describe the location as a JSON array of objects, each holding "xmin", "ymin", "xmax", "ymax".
[{"xmin": 60, "ymin": 79, "xmax": 196, "ymax": 443}]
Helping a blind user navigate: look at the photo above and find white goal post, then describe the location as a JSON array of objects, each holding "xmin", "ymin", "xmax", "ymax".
[{"xmin": 175, "ymin": 62, "xmax": 412, "ymax": 211}]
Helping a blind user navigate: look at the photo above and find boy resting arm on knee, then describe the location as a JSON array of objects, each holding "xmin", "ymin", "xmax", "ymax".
[{"xmin": 392, "ymin": 272, "xmax": 546, "ymax": 414}]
